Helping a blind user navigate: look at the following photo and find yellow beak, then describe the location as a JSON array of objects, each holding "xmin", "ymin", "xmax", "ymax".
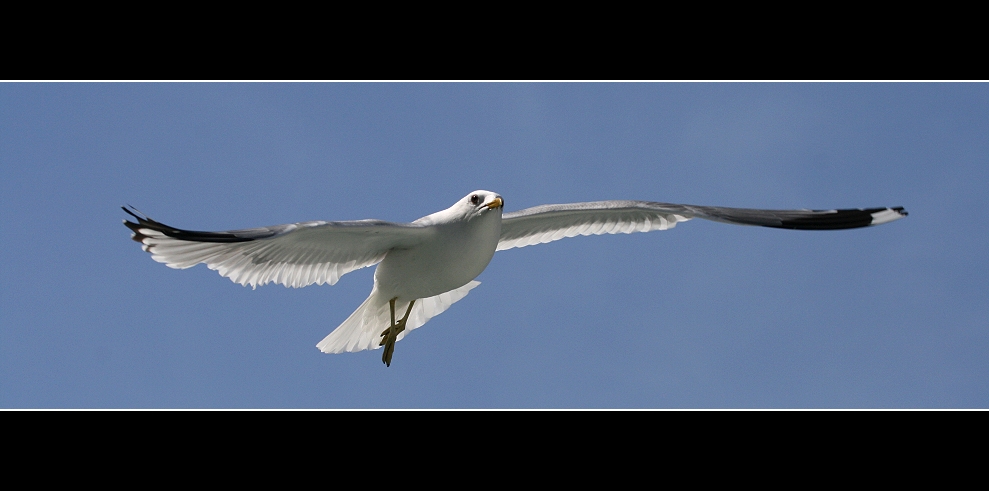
[{"xmin": 486, "ymin": 197, "xmax": 504, "ymax": 210}]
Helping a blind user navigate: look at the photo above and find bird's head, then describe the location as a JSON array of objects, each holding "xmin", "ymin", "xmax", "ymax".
[
  {"xmin": 459, "ymin": 190, "xmax": 503, "ymax": 219},
  {"xmin": 416, "ymin": 190, "xmax": 504, "ymax": 224}
]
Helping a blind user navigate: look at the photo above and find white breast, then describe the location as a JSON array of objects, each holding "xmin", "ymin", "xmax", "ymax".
[{"xmin": 374, "ymin": 209, "xmax": 502, "ymax": 301}]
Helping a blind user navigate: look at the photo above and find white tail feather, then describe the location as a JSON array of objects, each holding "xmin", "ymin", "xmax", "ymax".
[{"xmin": 316, "ymin": 281, "xmax": 481, "ymax": 354}]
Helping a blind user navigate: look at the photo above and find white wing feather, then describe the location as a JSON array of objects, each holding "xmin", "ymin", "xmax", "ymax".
[
  {"xmin": 498, "ymin": 201, "xmax": 691, "ymax": 251},
  {"xmin": 123, "ymin": 208, "xmax": 430, "ymax": 289},
  {"xmin": 498, "ymin": 200, "xmax": 908, "ymax": 250}
]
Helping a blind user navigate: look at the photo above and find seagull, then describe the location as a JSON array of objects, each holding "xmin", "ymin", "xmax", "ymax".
[{"xmin": 123, "ymin": 191, "xmax": 907, "ymax": 366}]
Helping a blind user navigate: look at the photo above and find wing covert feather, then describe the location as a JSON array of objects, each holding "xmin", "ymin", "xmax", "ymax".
[{"xmin": 497, "ymin": 201, "xmax": 691, "ymax": 251}]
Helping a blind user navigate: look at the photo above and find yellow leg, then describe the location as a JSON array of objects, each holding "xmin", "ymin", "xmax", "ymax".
[{"xmin": 381, "ymin": 298, "xmax": 416, "ymax": 367}]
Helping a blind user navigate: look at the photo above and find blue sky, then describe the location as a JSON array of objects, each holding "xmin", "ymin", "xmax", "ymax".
[{"xmin": 2, "ymin": 82, "xmax": 986, "ymax": 408}]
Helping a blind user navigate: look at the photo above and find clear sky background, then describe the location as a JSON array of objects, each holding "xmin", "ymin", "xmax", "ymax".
[{"xmin": 2, "ymin": 82, "xmax": 986, "ymax": 408}]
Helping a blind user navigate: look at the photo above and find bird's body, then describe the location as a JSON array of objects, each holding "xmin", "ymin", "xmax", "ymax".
[
  {"xmin": 123, "ymin": 191, "xmax": 907, "ymax": 366},
  {"xmin": 375, "ymin": 195, "xmax": 502, "ymax": 304}
]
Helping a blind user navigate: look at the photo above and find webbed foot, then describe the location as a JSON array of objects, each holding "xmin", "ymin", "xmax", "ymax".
[{"xmin": 380, "ymin": 299, "xmax": 415, "ymax": 367}]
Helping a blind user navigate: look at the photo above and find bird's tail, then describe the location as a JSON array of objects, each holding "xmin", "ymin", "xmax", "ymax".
[{"xmin": 316, "ymin": 281, "xmax": 481, "ymax": 354}]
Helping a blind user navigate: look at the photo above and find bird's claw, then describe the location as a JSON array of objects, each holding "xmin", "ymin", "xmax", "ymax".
[
  {"xmin": 380, "ymin": 320, "xmax": 408, "ymax": 366},
  {"xmin": 381, "ymin": 299, "xmax": 415, "ymax": 367},
  {"xmin": 382, "ymin": 337, "xmax": 396, "ymax": 367},
  {"xmin": 378, "ymin": 322, "xmax": 406, "ymax": 345}
]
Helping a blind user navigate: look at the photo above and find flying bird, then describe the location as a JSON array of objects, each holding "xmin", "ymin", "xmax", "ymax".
[{"xmin": 123, "ymin": 192, "xmax": 907, "ymax": 366}]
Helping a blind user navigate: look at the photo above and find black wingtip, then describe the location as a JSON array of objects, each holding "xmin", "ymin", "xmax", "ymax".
[
  {"xmin": 121, "ymin": 205, "xmax": 158, "ymax": 228},
  {"xmin": 122, "ymin": 205, "xmax": 150, "ymax": 243},
  {"xmin": 121, "ymin": 206, "xmax": 257, "ymax": 244},
  {"xmin": 122, "ymin": 205, "xmax": 143, "ymax": 221},
  {"xmin": 121, "ymin": 205, "xmax": 183, "ymax": 246},
  {"xmin": 773, "ymin": 207, "xmax": 908, "ymax": 230}
]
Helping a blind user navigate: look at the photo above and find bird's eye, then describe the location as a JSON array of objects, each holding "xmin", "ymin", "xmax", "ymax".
[{"xmin": 470, "ymin": 194, "xmax": 480, "ymax": 205}]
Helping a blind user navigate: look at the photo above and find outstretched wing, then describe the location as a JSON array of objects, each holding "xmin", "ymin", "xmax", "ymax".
[
  {"xmin": 498, "ymin": 200, "xmax": 907, "ymax": 251},
  {"xmin": 123, "ymin": 206, "xmax": 432, "ymax": 288}
]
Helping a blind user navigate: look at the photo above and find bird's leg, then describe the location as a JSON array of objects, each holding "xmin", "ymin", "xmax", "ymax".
[
  {"xmin": 394, "ymin": 300, "xmax": 415, "ymax": 338},
  {"xmin": 380, "ymin": 298, "xmax": 416, "ymax": 367},
  {"xmin": 380, "ymin": 298, "xmax": 397, "ymax": 346},
  {"xmin": 380, "ymin": 298, "xmax": 416, "ymax": 343},
  {"xmin": 380, "ymin": 298, "xmax": 397, "ymax": 366}
]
